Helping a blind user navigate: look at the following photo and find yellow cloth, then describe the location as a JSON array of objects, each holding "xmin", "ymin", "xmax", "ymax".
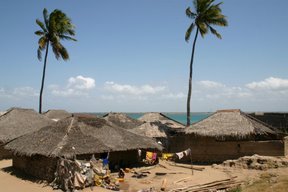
[
  {"xmin": 146, "ymin": 151, "xmax": 153, "ymax": 160},
  {"xmin": 162, "ymin": 153, "xmax": 174, "ymax": 160}
]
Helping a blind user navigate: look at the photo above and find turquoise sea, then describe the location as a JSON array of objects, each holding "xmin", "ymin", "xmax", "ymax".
[{"xmin": 94, "ymin": 112, "xmax": 211, "ymax": 125}]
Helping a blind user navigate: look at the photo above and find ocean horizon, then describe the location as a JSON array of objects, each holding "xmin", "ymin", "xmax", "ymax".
[{"xmin": 92, "ymin": 112, "xmax": 211, "ymax": 125}]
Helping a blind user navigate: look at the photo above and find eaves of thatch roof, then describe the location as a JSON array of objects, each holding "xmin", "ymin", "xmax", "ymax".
[
  {"xmin": 5, "ymin": 116, "xmax": 162, "ymax": 158},
  {"xmin": 0, "ymin": 108, "xmax": 54, "ymax": 144},
  {"xmin": 0, "ymin": 111, "xmax": 7, "ymax": 117},
  {"xmin": 103, "ymin": 112, "xmax": 144, "ymax": 129},
  {"xmin": 138, "ymin": 112, "xmax": 185, "ymax": 129},
  {"xmin": 185, "ymin": 109, "xmax": 279, "ymax": 140}
]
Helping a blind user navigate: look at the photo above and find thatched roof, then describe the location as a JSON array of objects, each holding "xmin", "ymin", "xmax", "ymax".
[
  {"xmin": 103, "ymin": 112, "xmax": 144, "ymax": 129},
  {"xmin": 138, "ymin": 113, "xmax": 185, "ymax": 129},
  {"xmin": 0, "ymin": 111, "xmax": 7, "ymax": 116},
  {"xmin": 185, "ymin": 109, "xmax": 279, "ymax": 140},
  {"xmin": 5, "ymin": 116, "xmax": 162, "ymax": 158},
  {"xmin": 129, "ymin": 121, "xmax": 170, "ymax": 138},
  {"xmin": 43, "ymin": 109, "xmax": 71, "ymax": 121},
  {"xmin": 0, "ymin": 108, "xmax": 54, "ymax": 144}
]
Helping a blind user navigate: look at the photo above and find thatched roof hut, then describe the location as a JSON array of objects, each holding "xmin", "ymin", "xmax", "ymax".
[
  {"xmin": 139, "ymin": 112, "xmax": 185, "ymax": 129},
  {"xmin": 5, "ymin": 116, "xmax": 162, "ymax": 159},
  {"xmin": 129, "ymin": 121, "xmax": 170, "ymax": 138},
  {"xmin": 103, "ymin": 112, "xmax": 144, "ymax": 129},
  {"xmin": 0, "ymin": 107, "xmax": 54, "ymax": 144},
  {"xmin": 43, "ymin": 109, "xmax": 71, "ymax": 121},
  {"xmin": 185, "ymin": 109, "xmax": 280, "ymax": 140}
]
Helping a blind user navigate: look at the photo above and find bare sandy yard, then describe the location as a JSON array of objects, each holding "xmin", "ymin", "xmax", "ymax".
[{"xmin": 1, "ymin": 157, "xmax": 288, "ymax": 192}]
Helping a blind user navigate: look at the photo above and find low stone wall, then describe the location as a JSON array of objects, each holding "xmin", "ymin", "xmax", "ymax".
[
  {"xmin": 169, "ymin": 135, "xmax": 285, "ymax": 163},
  {"xmin": 13, "ymin": 155, "xmax": 57, "ymax": 182},
  {"xmin": 0, "ymin": 145, "xmax": 12, "ymax": 159}
]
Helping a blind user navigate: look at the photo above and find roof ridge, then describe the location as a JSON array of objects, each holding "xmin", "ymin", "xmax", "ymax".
[{"xmin": 51, "ymin": 117, "xmax": 75, "ymax": 157}]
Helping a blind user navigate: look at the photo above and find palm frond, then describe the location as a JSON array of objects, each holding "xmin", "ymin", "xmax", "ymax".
[
  {"xmin": 36, "ymin": 19, "xmax": 47, "ymax": 32},
  {"xmin": 207, "ymin": 17, "xmax": 228, "ymax": 26},
  {"xmin": 186, "ymin": 0, "xmax": 227, "ymax": 40},
  {"xmin": 36, "ymin": 8, "xmax": 76, "ymax": 62},
  {"xmin": 59, "ymin": 35, "xmax": 77, "ymax": 41},
  {"xmin": 208, "ymin": 25, "xmax": 222, "ymax": 39},
  {"xmin": 198, "ymin": 0, "xmax": 214, "ymax": 13},
  {"xmin": 59, "ymin": 45, "xmax": 69, "ymax": 60},
  {"xmin": 185, "ymin": 23, "xmax": 195, "ymax": 42},
  {"xmin": 35, "ymin": 30, "xmax": 44, "ymax": 36},
  {"xmin": 193, "ymin": 0, "xmax": 198, "ymax": 12},
  {"xmin": 38, "ymin": 36, "xmax": 47, "ymax": 49},
  {"xmin": 186, "ymin": 7, "xmax": 196, "ymax": 19},
  {"xmin": 51, "ymin": 43, "xmax": 60, "ymax": 60},
  {"xmin": 197, "ymin": 22, "xmax": 208, "ymax": 38},
  {"xmin": 43, "ymin": 8, "xmax": 49, "ymax": 29},
  {"xmin": 37, "ymin": 47, "xmax": 42, "ymax": 61}
]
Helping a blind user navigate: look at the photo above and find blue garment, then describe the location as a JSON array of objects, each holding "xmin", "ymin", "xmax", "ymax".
[{"xmin": 103, "ymin": 158, "xmax": 109, "ymax": 166}]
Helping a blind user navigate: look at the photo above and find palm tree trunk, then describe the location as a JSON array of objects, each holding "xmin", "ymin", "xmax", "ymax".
[
  {"xmin": 39, "ymin": 43, "xmax": 49, "ymax": 114},
  {"xmin": 186, "ymin": 28, "xmax": 199, "ymax": 126}
]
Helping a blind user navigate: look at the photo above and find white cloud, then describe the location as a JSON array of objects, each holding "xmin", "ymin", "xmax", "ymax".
[
  {"xmin": 50, "ymin": 75, "xmax": 95, "ymax": 97},
  {"xmin": 198, "ymin": 80, "xmax": 225, "ymax": 89},
  {"xmin": 246, "ymin": 77, "xmax": 288, "ymax": 90},
  {"xmin": 0, "ymin": 87, "xmax": 38, "ymax": 98},
  {"xmin": 68, "ymin": 75, "xmax": 95, "ymax": 90},
  {"xmin": 104, "ymin": 81, "xmax": 166, "ymax": 95},
  {"xmin": 13, "ymin": 87, "xmax": 38, "ymax": 97},
  {"xmin": 195, "ymin": 80, "xmax": 251, "ymax": 99},
  {"xmin": 162, "ymin": 92, "xmax": 186, "ymax": 99}
]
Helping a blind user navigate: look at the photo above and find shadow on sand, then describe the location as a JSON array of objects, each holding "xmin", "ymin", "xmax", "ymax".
[{"xmin": 1, "ymin": 166, "xmax": 49, "ymax": 185}]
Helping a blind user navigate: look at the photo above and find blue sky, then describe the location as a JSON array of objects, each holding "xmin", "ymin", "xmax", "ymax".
[{"xmin": 0, "ymin": 0, "xmax": 288, "ymax": 112}]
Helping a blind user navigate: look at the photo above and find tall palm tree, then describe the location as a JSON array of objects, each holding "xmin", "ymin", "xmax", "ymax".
[
  {"xmin": 185, "ymin": 0, "xmax": 227, "ymax": 126},
  {"xmin": 35, "ymin": 8, "xmax": 76, "ymax": 113}
]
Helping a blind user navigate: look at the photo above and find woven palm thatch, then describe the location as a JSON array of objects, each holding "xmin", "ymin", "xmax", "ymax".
[
  {"xmin": 5, "ymin": 116, "xmax": 162, "ymax": 159},
  {"xmin": 185, "ymin": 109, "xmax": 279, "ymax": 139},
  {"xmin": 0, "ymin": 108, "xmax": 53, "ymax": 144},
  {"xmin": 43, "ymin": 109, "xmax": 71, "ymax": 121},
  {"xmin": 103, "ymin": 112, "xmax": 144, "ymax": 129},
  {"xmin": 129, "ymin": 121, "xmax": 170, "ymax": 138},
  {"xmin": 139, "ymin": 112, "xmax": 185, "ymax": 129}
]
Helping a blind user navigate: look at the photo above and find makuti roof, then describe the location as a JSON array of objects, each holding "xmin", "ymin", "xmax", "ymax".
[
  {"xmin": 103, "ymin": 112, "xmax": 144, "ymax": 129},
  {"xmin": 0, "ymin": 108, "xmax": 54, "ymax": 144},
  {"xmin": 138, "ymin": 112, "xmax": 185, "ymax": 129},
  {"xmin": 43, "ymin": 109, "xmax": 71, "ymax": 121},
  {"xmin": 185, "ymin": 109, "xmax": 279, "ymax": 139},
  {"xmin": 129, "ymin": 121, "xmax": 171, "ymax": 138},
  {"xmin": 5, "ymin": 116, "xmax": 162, "ymax": 158}
]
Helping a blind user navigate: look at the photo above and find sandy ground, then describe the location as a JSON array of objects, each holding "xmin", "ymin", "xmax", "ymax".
[{"xmin": 2, "ymin": 158, "xmax": 288, "ymax": 192}]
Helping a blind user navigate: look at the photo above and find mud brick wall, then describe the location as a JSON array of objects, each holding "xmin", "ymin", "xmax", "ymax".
[
  {"xmin": 169, "ymin": 135, "xmax": 284, "ymax": 163},
  {"xmin": 13, "ymin": 155, "xmax": 57, "ymax": 182}
]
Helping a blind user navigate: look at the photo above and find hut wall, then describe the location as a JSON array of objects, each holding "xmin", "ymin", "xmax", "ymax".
[
  {"xmin": 78, "ymin": 150, "xmax": 140, "ymax": 170},
  {"xmin": 284, "ymin": 136, "xmax": 288, "ymax": 156},
  {"xmin": 109, "ymin": 150, "xmax": 139, "ymax": 169},
  {"xmin": 13, "ymin": 155, "xmax": 57, "ymax": 181},
  {"xmin": 0, "ymin": 145, "xmax": 12, "ymax": 159},
  {"xmin": 169, "ymin": 135, "xmax": 284, "ymax": 163}
]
